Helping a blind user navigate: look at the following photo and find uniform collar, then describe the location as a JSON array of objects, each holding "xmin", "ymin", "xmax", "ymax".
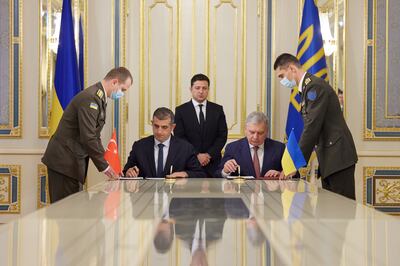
[
  {"xmin": 99, "ymin": 81, "xmax": 108, "ymax": 103},
  {"xmin": 298, "ymin": 72, "xmax": 307, "ymax": 93}
]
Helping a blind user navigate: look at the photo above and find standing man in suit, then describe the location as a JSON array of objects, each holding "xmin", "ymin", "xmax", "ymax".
[
  {"xmin": 274, "ymin": 53, "xmax": 358, "ymax": 199},
  {"xmin": 175, "ymin": 74, "xmax": 228, "ymax": 177},
  {"xmin": 123, "ymin": 107, "xmax": 206, "ymax": 178},
  {"xmin": 42, "ymin": 67, "xmax": 133, "ymax": 203},
  {"xmin": 216, "ymin": 111, "xmax": 285, "ymax": 178}
]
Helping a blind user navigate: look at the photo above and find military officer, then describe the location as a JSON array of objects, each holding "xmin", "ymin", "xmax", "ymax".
[
  {"xmin": 274, "ymin": 53, "xmax": 357, "ymax": 200},
  {"xmin": 42, "ymin": 67, "xmax": 133, "ymax": 203}
]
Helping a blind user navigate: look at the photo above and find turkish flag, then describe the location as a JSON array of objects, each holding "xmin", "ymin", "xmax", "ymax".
[{"xmin": 104, "ymin": 129, "xmax": 122, "ymax": 174}]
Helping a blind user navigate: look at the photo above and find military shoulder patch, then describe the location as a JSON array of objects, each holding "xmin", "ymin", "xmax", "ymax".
[
  {"xmin": 96, "ymin": 89, "xmax": 104, "ymax": 99},
  {"xmin": 304, "ymin": 77, "xmax": 311, "ymax": 85},
  {"xmin": 307, "ymin": 90, "xmax": 317, "ymax": 101},
  {"xmin": 89, "ymin": 102, "xmax": 99, "ymax": 110}
]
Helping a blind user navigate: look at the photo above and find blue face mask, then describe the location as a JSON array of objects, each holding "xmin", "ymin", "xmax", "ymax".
[
  {"xmin": 111, "ymin": 89, "xmax": 124, "ymax": 100},
  {"xmin": 280, "ymin": 77, "xmax": 297, "ymax": 88}
]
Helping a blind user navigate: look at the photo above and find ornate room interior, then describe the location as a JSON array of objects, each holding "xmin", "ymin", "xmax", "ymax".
[{"xmin": 0, "ymin": 0, "xmax": 399, "ymax": 265}]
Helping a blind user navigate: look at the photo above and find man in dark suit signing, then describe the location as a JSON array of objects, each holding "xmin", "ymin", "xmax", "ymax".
[
  {"xmin": 42, "ymin": 67, "xmax": 133, "ymax": 203},
  {"xmin": 216, "ymin": 111, "xmax": 285, "ymax": 179},
  {"xmin": 274, "ymin": 53, "xmax": 358, "ymax": 199},
  {"xmin": 175, "ymin": 74, "xmax": 228, "ymax": 177},
  {"xmin": 123, "ymin": 107, "xmax": 206, "ymax": 178}
]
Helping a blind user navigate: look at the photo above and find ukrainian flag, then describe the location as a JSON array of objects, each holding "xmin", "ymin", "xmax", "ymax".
[
  {"xmin": 285, "ymin": 0, "xmax": 328, "ymax": 142},
  {"xmin": 281, "ymin": 130, "xmax": 307, "ymax": 176},
  {"xmin": 48, "ymin": 0, "xmax": 83, "ymax": 135}
]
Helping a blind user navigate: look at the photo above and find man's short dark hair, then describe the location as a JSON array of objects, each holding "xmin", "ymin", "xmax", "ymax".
[
  {"xmin": 273, "ymin": 53, "xmax": 302, "ymax": 70},
  {"xmin": 153, "ymin": 107, "xmax": 175, "ymax": 124},
  {"xmin": 104, "ymin": 67, "xmax": 133, "ymax": 83},
  {"xmin": 153, "ymin": 221, "xmax": 174, "ymax": 253},
  {"xmin": 190, "ymin": 73, "xmax": 210, "ymax": 87}
]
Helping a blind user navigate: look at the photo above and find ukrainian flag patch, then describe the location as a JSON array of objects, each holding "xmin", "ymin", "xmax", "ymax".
[{"xmin": 90, "ymin": 102, "xmax": 98, "ymax": 110}]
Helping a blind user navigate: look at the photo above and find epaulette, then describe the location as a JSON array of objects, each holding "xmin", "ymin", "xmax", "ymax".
[{"xmin": 96, "ymin": 89, "xmax": 104, "ymax": 99}]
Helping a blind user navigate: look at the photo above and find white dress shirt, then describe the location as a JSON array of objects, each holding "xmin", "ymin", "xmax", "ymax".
[
  {"xmin": 221, "ymin": 142, "xmax": 265, "ymax": 177},
  {"xmin": 192, "ymin": 99, "xmax": 207, "ymax": 122},
  {"xmin": 191, "ymin": 219, "xmax": 206, "ymax": 254},
  {"xmin": 154, "ymin": 136, "xmax": 171, "ymax": 174},
  {"xmin": 298, "ymin": 72, "xmax": 307, "ymax": 93}
]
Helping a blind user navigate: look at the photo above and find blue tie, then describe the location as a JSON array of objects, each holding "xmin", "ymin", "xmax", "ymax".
[{"xmin": 157, "ymin": 143, "xmax": 164, "ymax": 177}]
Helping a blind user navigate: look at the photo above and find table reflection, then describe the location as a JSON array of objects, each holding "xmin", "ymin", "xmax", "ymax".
[{"xmin": 0, "ymin": 179, "xmax": 399, "ymax": 266}]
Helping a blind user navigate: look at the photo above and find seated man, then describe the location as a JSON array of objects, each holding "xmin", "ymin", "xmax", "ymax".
[
  {"xmin": 123, "ymin": 107, "xmax": 206, "ymax": 178},
  {"xmin": 216, "ymin": 111, "xmax": 285, "ymax": 179}
]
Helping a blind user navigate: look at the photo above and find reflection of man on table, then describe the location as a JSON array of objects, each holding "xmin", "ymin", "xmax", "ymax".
[{"xmin": 167, "ymin": 198, "xmax": 234, "ymax": 265}]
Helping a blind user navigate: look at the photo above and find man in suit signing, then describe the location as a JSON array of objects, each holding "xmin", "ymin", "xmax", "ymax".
[
  {"xmin": 123, "ymin": 107, "xmax": 206, "ymax": 178},
  {"xmin": 175, "ymin": 74, "xmax": 228, "ymax": 177},
  {"xmin": 216, "ymin": 111, "xmax": 285, "ymax": 179},
  {"xmin": 274, "ymin": 53, "xmax": 358, "ymax": 199}
]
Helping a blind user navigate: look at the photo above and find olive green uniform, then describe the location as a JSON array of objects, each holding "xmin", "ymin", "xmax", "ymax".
[
  {"xmin": 42, "ymin": 82, "xmax": 109, "ymax": 202},
  {"xmin": 299, "ymin": 73, "xmax": 358, "ymax": 199}
]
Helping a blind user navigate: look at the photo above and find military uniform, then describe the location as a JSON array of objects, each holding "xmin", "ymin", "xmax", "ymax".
[
  {"xmin": 42, "ymin": 82, "xmax": 109, "ymax": 202},
  {"xmin": 299, "ymin": 73, "xmax": 358, "ymax": 199}
]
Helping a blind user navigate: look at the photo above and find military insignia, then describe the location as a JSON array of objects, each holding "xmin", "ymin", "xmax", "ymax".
[
  {"xmin": 307, "ymin": 90, "xmax": 317, "ymax": 101},
  {"xmin": 96, "ymin": 89, "xmax": 104, "ymax": 99},
  {"xmin": 90, "ymin": 102, "xmax": 98, "ymax": 110},
  {"xmin": 304, "ymin": 77, "xmax": 311, "ymax": 85}
]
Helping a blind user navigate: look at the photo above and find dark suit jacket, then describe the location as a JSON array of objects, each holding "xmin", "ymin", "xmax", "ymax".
[
  {"xmin": 215, "ymin": 138, "xmax": 285, "ymax": 177},
  {"xmin": 299, "ymin": 72, "xmax": 358, "ymax": 178},
  {"xmin": 169, "ymin": 198, "xmax": 227, "ymax": 249},
  {"xmin": 123, "ymin": 135, "xmax": 206, "ymax": 178},
  {"xmin": 42, "ymin": 83, "xmax": 108, "ymax": 183},
  {"xmin": 175, "ymin": 100, "xmax": 228, "ymax": 176}
]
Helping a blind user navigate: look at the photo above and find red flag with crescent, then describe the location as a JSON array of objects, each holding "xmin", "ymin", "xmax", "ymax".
[{"xmin": 104, "ymin": 129, "xmax": 122, "ymax": 174}]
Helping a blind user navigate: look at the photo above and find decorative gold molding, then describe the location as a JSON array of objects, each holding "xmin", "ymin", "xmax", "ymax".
[
  {"xmin": 0, "ymin": 165, "xmax": 21, "ymax": 214},
  {"xmin": 37, "ymin": 164, "xmax": 49, "ymax": 208},
  {"xmin": 212, "ymin": 1, "xmax": 239, "ymax": 131},
  {"xmin": 120, "ymin": 0, "xmax": 128, "ymax": 165},
  {"xmin": 376, "ymin": 179, "xmax": 400, "ymax": 204},
  {"xmin": 364, "ymin": 0, "xmax": 400, "ymax": 140},
  {"xmin": 363, "ymin": 166, "xmax": 400, "ymax": 212},
  {"xmin": 0, "ymin": 0, "xmax": 22, "ymax": 138}
]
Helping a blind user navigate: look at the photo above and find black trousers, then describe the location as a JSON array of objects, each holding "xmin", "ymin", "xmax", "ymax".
[
  {"xmin": 322, "ymin": 164, "xmax": 356, "ymax": 200},
  {"xmin": 47, "ymin": 168, "xmax": 81, "ymax": 203}
]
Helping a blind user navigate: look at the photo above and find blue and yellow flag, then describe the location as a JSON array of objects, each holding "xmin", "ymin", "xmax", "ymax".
[
  {"xmin": 285, "ymin": 0, "xmax": 328, "ymax": 142},
  {"xmin": 49, "ymin": 0, "xmax": 83, "ymax": 135},
  {"xmin": 281, "ymin": 129, "xmax": 307, "ymax": 176}
]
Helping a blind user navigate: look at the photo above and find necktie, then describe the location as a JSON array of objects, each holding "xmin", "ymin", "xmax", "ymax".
[
  {"xmin": 253, "ymin": 146, "xmax": 261, "ymax": 179},
  {"xmin": 199, "ymin": 104, "xmax": 205, "ymax": 128},
  {"xmin": 157, "ymin": 143, "xmax": 164, "ymax": 177}
]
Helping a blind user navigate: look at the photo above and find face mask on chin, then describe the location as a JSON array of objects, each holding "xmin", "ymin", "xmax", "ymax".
[{"xmin": 280, "ymin": 77, "xmax": 297, "ymax": 88}]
